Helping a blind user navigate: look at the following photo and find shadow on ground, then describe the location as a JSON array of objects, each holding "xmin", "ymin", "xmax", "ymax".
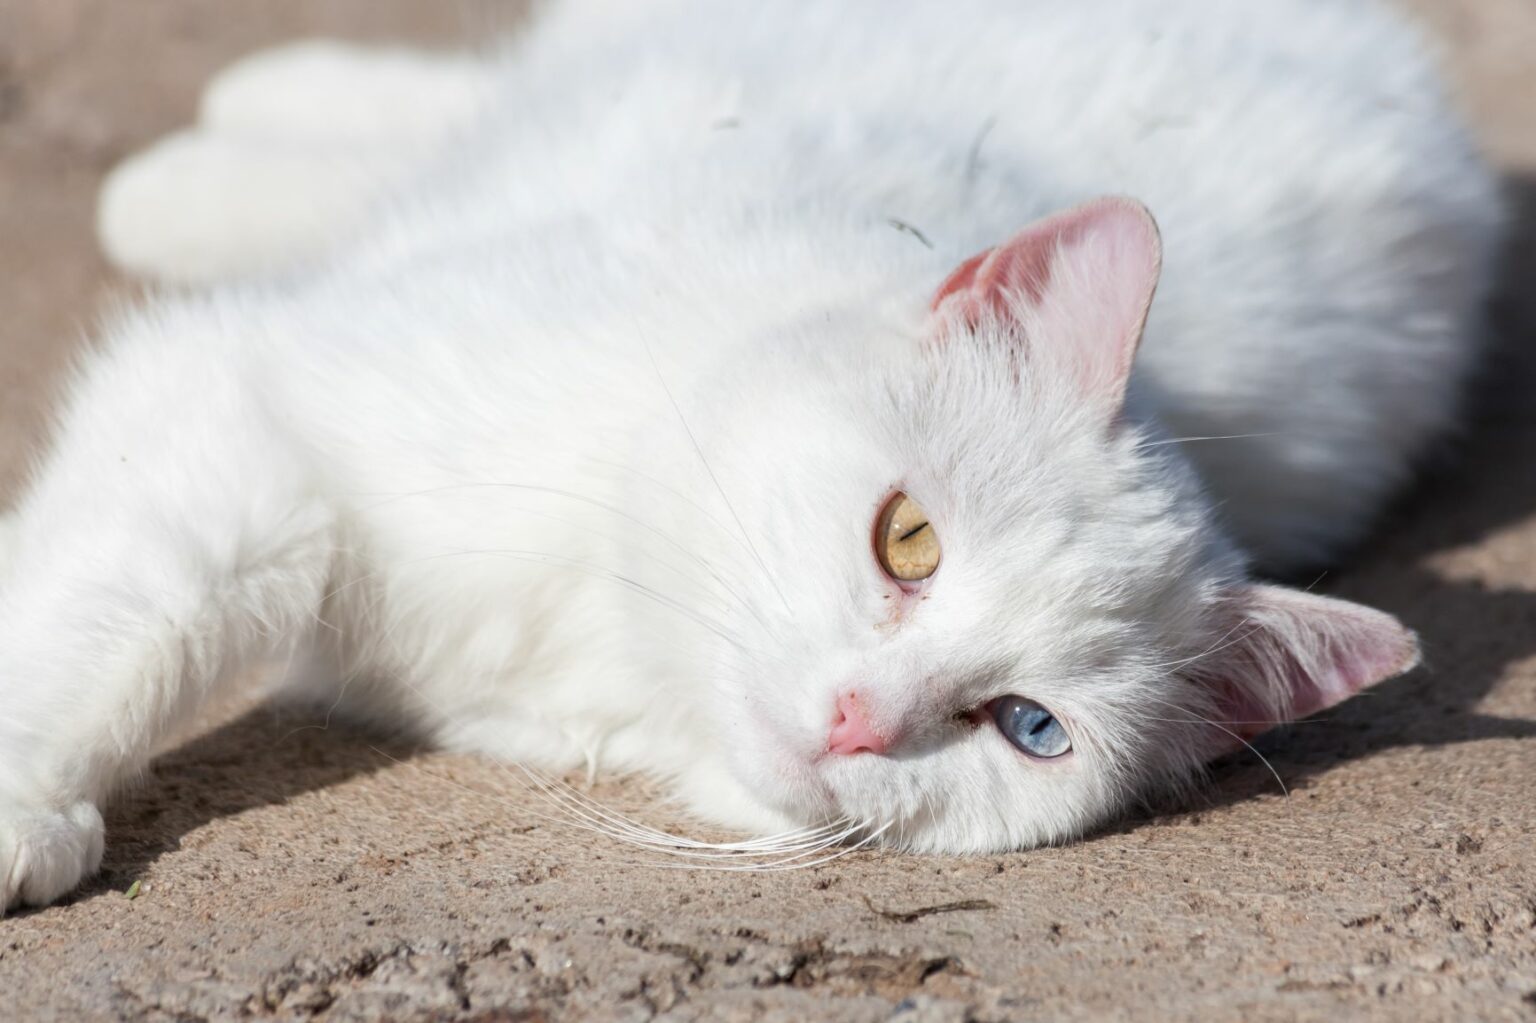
[
  {"xmin": 60, "ymin": 710, "xmax": 417, "ymax": 908},
  {"xmin": 1198, "ymin": 173, "xmax": 1536, "ymax": 809}
]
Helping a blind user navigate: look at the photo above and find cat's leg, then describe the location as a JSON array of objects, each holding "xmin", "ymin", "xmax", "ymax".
[
  {"xmin": 98, "ymin": 40, "xmax": 492, "ymax": 285},
  {"xmin": 0, "ymin": 311, "xmax": 336, "ymax": 909},
  {"xmin": 98, "ymin": 132, "xmax": 414, "ymax": 284}
]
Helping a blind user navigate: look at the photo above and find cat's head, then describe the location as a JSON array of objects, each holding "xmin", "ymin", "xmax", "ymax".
[{"xmin": 675, "ymin": 197, "xmax": 1418, "ymax": 850}]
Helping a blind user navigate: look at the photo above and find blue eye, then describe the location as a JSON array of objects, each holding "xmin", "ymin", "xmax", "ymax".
[{"xmin": 991, "ymin": 696, "xmax": 1072, "ymax": 759}]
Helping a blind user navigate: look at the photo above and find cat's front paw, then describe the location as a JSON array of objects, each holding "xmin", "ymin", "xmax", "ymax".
[{"xmin": 0, "ymin": 801, "xmax": 104, "ymax": 911}]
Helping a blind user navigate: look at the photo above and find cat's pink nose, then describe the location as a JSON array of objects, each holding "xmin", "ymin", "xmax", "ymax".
[{"xmin": 827, "ymin": 692, "xmax": 889, "ymax": 756}]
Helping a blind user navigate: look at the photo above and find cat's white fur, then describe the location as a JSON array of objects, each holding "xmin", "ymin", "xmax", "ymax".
[
  {"xmin": 1, "ymin": 0, "xmax": 1500, "ymax": 908},
  {"xmin": 99, "ymin": 41, "xmax": 491, "ymax": 284}
]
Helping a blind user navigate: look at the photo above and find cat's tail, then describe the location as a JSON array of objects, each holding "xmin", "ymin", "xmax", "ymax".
[{"xmin": 98, "ymin": 40, "xmax": 493, "ymax": 285}]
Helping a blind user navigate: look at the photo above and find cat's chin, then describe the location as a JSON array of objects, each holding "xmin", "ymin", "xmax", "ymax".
[
  {"xmin": 782, "ymin": 754, "xmax": 929, "ymax": 846},
  {"xmin": 668, "ymin": 759, "xmax": 835, "ymax": 839}
]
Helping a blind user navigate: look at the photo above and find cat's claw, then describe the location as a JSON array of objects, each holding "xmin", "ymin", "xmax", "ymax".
[{"xmin": 0, "ymin": 801, "xmax": 105, "ymax": 911}]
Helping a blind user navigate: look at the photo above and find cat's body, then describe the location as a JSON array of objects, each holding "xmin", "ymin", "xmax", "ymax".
[{"xmin": 0, "ymin": 0, "xmax": 1501, "ymax": 908}]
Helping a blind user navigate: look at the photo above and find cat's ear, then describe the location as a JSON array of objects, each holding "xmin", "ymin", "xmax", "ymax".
[
  {"xmin": 930, "ymin": 196, "xmax": 1161, "ymax": 412},
  {"xmin": 1190, "ymin": 584, "xmax": 1420, "ymax": 753}
]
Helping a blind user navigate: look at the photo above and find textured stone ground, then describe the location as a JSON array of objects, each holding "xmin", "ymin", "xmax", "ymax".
[{"xmin": 1, "ymin": 2, "xmax": 1533, "ymax": 1020}]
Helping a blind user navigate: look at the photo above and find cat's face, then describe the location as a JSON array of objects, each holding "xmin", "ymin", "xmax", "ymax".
[{"xmin": 684, "ymin": 199, "xmax": 1418, "ymax": 850}]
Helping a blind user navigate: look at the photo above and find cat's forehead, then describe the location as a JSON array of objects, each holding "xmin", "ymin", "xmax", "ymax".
[
  {"xmin": 766, "ymin": 327, "xmax": 1106, "ymax": 460},
  {"xmin": 700, "ymin": 315, "xmax": 1208, "ymax": 580}
]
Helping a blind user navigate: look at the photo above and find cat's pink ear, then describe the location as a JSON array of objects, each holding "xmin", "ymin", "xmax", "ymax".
[
  {"xmin": 931, "ymin": 196, "xmax": 1161, "ymax": 411},
  {"xmin": 1191, "ymin": 584, "xmax": 1420, "ymax": 753}
]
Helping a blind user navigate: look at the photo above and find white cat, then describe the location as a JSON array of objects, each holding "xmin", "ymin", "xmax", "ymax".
[{"xmin": 0, "ymin": 0, "xmax": 1501, "ymax": 908}]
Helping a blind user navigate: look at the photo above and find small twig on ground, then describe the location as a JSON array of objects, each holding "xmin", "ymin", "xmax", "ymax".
[{"xmin": 861, "ymin": 894, "xmax": 996, "ymax": 923}]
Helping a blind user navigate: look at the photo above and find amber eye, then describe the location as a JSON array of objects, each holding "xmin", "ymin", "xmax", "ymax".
[{"xmin": 875, "ymin": 492, "xmax": 941, "ymax": 582}]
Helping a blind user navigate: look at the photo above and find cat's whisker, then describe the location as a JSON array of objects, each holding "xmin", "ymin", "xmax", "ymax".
[
  {"xmin": 886, "ymin": 789, "xmax": 920, "ymax": 851},
  {"xmin": 489, "ymin": 756, "xmax": 819, "ymax": 849},
  {"xmin": 654, "ymin": 819, "xmax": 894, "ymax": 872},
  {"xmin": 472, "ymin": 500, "xmax": 764, "ymax": 626},
  {"xmin": 580, "ymin": 454, "xmax": 777, "ymax": 618},
  {"xmin": 640, "ymin": 333, "xmax": 794, "ymax": 616},
  {"xmin": 458, "ymin": 548, "xmax": 745, "ymax": 645},
  {"xmin": 383, "ymin": 754, "xmax": 776, "ymax": 860},
  {"xmin": 1202, "ymin": 724, "xmax": 1289, "ymax": 798},
  {"xmin": 645, "ymin": 820, "xmax": 871, "ymax": 865},
  {"xmin": 1144, "ymin": 715, "xmax": 1330, "ymax": 726},
  {"xmin": 344, "ymin": 546, "xmax": 749, "ymax": 650},
  {"xmin": 714, "ymin": 821, "xmax": 881, "ymax": 870},
  {"xmin": 1136, "ymin": 432, "xmax": 1280, "ymax": 449},
  {"xmin": 328, "ymin": 570, "xmax": 768, "ymax": 771},
  {"xmin": 1137, "ymin": 694, "xmax": 1290, "ymax": 798},
  {"xmin": 485, "ymin": 762, "xmax": 710, "ymax": 850},
  {"xmin": 1142, "ymin": 620, "xmax": 1265, "ymax": 674},
  {"xmin": 507, "ymin": 764, "xmax": 854, "ymax": 857},
  {"xmin": 906, "ymin": 786, "xmax": 944, "ymax": 851},
  {"xmin": 325, "ymin": 547, "xmax": 736, "ymax": 639},
  {"xmin": 476, "ymin": 752, "xmax": 854, "ymax": 854},
  {"xmin": 361, "ymin": 744, "xmax": 674, "ymax": 849},
  {"xmin": 641, "ymin": 822, "xmax": 868, "ymax": 871},
  {"xmin": 352, "ymin": 482, "xmax": 736, "ymax": 595},
  {"xmin": 359, "ymin": 683, "xmax": 682, "ymax": 851},
  {"xmin": 334, "ymin": 481, "xmax": 770, "ymax": 629},
  {"xmin": 377, "ymin": 677, "xmax": 861, "ymax": 864}
]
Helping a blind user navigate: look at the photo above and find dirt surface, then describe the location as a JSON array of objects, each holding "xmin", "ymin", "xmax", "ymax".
[{"xmin": 1, "ymin": 2, "xmax": 1533, "ymax": 1020}]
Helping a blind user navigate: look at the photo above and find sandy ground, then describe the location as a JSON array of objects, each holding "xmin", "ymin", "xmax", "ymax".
[{"xmin": 0, "ymin": 2, "xmax": 1533, "ymax": 1020}]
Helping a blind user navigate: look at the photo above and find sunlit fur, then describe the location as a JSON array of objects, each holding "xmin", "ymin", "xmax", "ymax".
[{"xmin": 0, "ymin": 0, "xmax": 1500, "ymax": 905}]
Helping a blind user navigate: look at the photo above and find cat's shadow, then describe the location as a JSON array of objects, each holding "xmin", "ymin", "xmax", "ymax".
[
  {"xmin": 69, "ymin": 708, "xmax": 413, "ymax": 906},
  {"xmin": 56, "ymin": 179, "xmax": 1536, "ymax": 899},
  {"xmin": 1191, "ymin": 173, "xmax": 1536, "ymax": 812}
]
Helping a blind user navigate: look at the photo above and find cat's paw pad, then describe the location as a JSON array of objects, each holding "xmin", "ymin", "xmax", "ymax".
[{"xmin": 0, "ymin": 801, "xmax": 105, "ymax": 911}]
